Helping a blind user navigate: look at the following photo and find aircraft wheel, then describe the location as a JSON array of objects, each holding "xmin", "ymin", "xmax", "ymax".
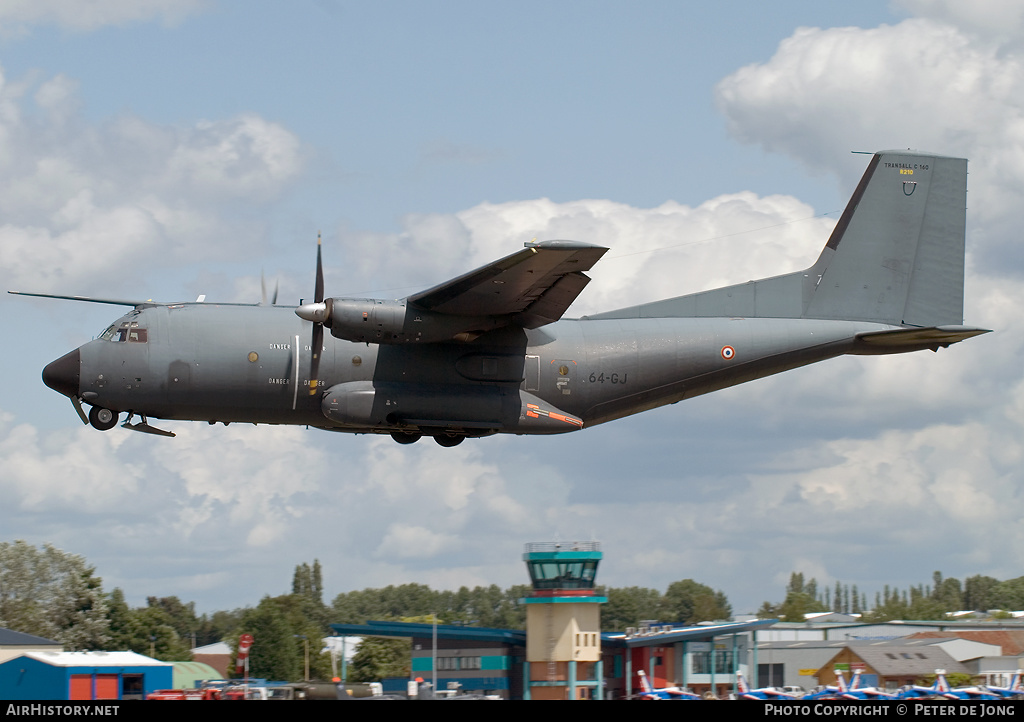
[
  {"xmin": 434, "ymin": 435, "xmax": 464, "ymax": 448},
  {"xmin": 89, "ymin": 406, "xmax": 118, "ymax": 431},
  {"xmin": 391, "ymin": 432, "xmax": 421, "ymax": 445}
]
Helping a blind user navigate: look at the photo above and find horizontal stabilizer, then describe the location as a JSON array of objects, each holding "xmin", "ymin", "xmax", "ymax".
[{"xmin": 852, "ymin": 325, "xmax": 990, "ymax": 354}]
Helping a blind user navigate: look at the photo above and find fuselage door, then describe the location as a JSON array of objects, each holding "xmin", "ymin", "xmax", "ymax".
[{"xmin": 523, "ymin": 355, "xmax": 540, "ymax": 391}]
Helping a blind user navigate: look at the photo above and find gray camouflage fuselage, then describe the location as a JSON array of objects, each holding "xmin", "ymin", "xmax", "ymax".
[
  {"xmin": 72, "ymin": 304, "xmax": 915, "ymax": 435},
  {"xmin": 28, "ymin": 150, "xmax": 990, "ymax": 443}
]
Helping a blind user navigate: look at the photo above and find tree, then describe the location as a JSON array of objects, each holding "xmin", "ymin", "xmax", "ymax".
[
  {"xmin": 992, "ymin": 576, "xmax": 1024, "ymax": 610},
  {"xmin": 146, "ymin": 596, "xmax": 199, "ymax": 643},
  {"xmin": 348, "ymin": 636, "xmax": 410, "ymax": 682},
  {"xmin": 291, "ymin": 560, "xmax": 329, "ymax": 630},
  {"xmin": 600, "ymin": 586, "xmax": 662, "ymax": 631},
  {"xmin": 123, "ymin": 606, "xmax": 193, "ymax": 661},
  {"xmin": 237, "ymin": 595, "xmax": 332, "ymax": 681},
  {"xmin": 756, "ymin": 600, "xmax": 779, "ymax": 619},
  {"xmin": 106, "ymin": 588, "xmax": 133, "ymax": 650},
  {"xmin": 775, "ymin": 573, "xmax": 828, "ymax": 622},
  {"xmin": 932, "ymin": 572, "xmax": 964, "ymax": 611},
  {"xmin": 0, "ymin": 540, "xmax": 109, "ymax": 650},
  {"xmin": 238, "ymin": 596, "xmax": 299, "ymax": 681},
  {"xmin": 661, "ymin": 580, "xmax": 731, "ymax": 625},
  {"xmin": 963, "ymin": 575, "xmax": 1000, "ymax": 612},
  {"xmin": 195, "ymin": 608, "xmax": 244, "ymax": 647}
]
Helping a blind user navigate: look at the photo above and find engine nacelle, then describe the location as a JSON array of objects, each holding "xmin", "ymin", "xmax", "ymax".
[
  {"xmin": 297, "ymin": 297, "xmax": 504, "ymax": 344},
  {"xmin": 329, "ymin": 298, "xmax": 407, "ymax": 343}
]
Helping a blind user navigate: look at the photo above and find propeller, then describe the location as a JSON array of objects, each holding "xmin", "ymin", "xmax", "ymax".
[
  {"xmin": 260, "ymin": 271, "xmax": 279, "ymax": 305},
  {"xmin": 296, "ymin": 233, "xmax": 327, "ymax": 397}
]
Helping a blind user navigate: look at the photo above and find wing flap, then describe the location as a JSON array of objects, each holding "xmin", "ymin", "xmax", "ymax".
[{"xmin": 514, "ymin": 271, "xmax": 592, "ymax": 328}]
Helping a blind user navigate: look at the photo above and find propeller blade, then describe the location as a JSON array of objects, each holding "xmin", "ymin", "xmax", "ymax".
[
  {"xmin": 309, "ymin": 232, "xmax": 325, "ymax": 396},
  {"xmin": 314, "ymin": 233, "xmax": 324, "ymax": 304},
  {"xmin": 261, "ymin": 270, "xmax": 279, "ymax": 305}
]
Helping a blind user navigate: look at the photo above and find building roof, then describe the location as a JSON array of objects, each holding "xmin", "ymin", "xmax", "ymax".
[
  {"xmin": 14, "ymin": 651, "xmax": 170, "ymax": 667},
  {"xmin": 607, "ymin": 619, "xmax": 777, "ymax": 648},
  {"xmin": 331, "ymin": 621, "xmax": 526, "ymax": 645},
  {"xmin": 846, "ymin": 645, "xmax": 968, "ymax": 677},
  {"xmin": 331, "ymin": 618, "xmax": 776, "ymax": 652},
  {"xmin": 0, "ymin": 628, "xmax": 60, "ymax": 646},
  {"xmin": 192, "ymin": 641, "xmax": 232, "ymax": 655},
  {"xmin": 172, "ymin": 661, "xmax": 222, "ymax": 688},
  {"xmin": 906, "ymin": 630, "xmax": 1024, "ymax": 656},
  {"xmin": 759, "ymin": 637, "xmax": 988, "ymax": 651}
]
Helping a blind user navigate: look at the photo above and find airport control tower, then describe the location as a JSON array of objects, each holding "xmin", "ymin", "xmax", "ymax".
[{"xmin": 521, "ymin": 541, "xmax": 607, "ymax": 700}]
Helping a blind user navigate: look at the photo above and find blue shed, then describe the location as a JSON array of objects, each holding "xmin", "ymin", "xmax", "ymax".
[{"xmin": 0, "ymin": 651, "xmax": 173, "ymax": 700}]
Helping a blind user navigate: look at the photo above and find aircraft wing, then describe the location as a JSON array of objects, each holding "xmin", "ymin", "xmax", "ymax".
[
  {"xmin": 8, "ymin": 291, "xmax": 155, "ymax": 307},
  {"xmin": 407, "ymin": 240, "xmax": 608, "ymax": 328},
  {"xmin": 8, "ymin": 291, "xmax": 256, "ymax": 308}
]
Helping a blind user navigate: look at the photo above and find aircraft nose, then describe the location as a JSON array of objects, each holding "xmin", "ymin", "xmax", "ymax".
[{"xmin": 42, "ymin": 349, "xmax": 81, "ymax": 398}]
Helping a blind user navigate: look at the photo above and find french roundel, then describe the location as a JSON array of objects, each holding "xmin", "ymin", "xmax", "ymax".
[{"xmin": 721, "ymin": 345, "xmax": 735, "ymax": 360}]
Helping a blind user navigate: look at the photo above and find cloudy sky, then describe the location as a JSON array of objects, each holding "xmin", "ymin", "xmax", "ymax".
[{"xmin": 1, "ymin": 0, "xmax": 1021, "ymax": 617}]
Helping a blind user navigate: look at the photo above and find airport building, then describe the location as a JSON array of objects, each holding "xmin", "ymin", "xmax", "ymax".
[
  {"xmin": 331, "ymin": 541, "xmax": 772, "ymax": 699},
  {"xmin": 0, "ymin": 651, "xmax": 172, "ymax": 700}
]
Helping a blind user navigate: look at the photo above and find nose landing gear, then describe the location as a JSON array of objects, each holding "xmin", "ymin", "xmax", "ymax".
[{"xmin": 88, "ymin": 406, "xmax": 118, "ymax": 431}]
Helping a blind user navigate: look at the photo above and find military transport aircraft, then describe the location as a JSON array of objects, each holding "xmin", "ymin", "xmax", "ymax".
[{"xmin": 12, "ymin": 150, "xmax": 989, "ymax": 447}]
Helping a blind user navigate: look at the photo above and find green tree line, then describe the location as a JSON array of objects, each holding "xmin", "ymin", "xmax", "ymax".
[{"xmin": 759, "ymin": 571, "xmax": 1024, "ymax": 622}]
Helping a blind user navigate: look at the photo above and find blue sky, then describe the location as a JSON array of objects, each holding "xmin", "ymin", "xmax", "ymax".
[{"xmin": 1, "ymin": 0, "xmax": 1022, "ymax": 618}]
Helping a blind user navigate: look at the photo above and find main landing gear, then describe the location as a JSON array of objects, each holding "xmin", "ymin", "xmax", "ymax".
[
  {"xmin": 390, "ymin": 432, "xmax": 421, "ymax": 445},
  {"xmin": 388, "ymin": 432, "xmax": 465, "ymax": 447}
]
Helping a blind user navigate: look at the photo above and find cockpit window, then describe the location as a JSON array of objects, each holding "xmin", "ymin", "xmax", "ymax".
[{"xmin": 102, "ymin": 321, "xmax": 148, "ymax": 343}]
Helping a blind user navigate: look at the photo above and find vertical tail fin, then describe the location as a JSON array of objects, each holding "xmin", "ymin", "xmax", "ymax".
[
  {"xmin": 591, "ymin": 150, "xmax": 969, "ymax": 328},
  {"xmin": 936, "ymin": 669, "xmax": 951, "ymax": 693},
  {"xmin": 637, "ymin": 669, "xmax": 654, "ymax": 693},
  {"xmin": 835, "ymin": 669, "xmax": 848, "ymax": 693},
  {"xmin": 736, "ymin": 671, "xmax": 750, "ymax": 693},
  {"xmin": 803, "ymin": 151, "xmax": 968, "ymax": 327}
]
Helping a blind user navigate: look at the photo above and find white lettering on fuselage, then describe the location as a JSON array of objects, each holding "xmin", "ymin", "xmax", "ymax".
[{"xmin": 268, "ymin": 343, "xmax": 291, "ymax": 350}]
